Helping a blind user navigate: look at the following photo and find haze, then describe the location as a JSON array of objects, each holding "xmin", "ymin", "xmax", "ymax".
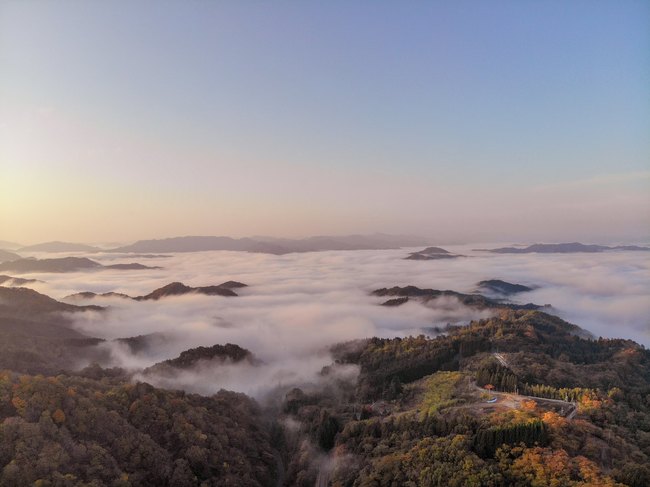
[{"xmin": 1, "ymin": 1, "xmax": 649, "ymax": 244}]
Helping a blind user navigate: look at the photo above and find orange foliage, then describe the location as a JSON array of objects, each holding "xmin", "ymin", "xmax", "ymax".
[
  {"xmin": 52, "ymin": 408, "xmax": 66, "ymax": 424},
  {"xmin": 511, "ymin": 447, "xmax": 620, "ymax": 486},
  {"xmin": 580, "ymin": 393, "xmax": 603, "ymax": 411},
  {"xmin": 512, "ymin": 448, "xmax": 572, "ymax": 485},
  {"xmin": 11, "ymin": 395, "xmax": 26, "ymax": 414},
  {"xmin": 521, "ymin": 400, "xmax": 537, "ymax": 412},
  {"xmin": 541, "ymin": 411, "xmax": 567, "ymax": 429}
]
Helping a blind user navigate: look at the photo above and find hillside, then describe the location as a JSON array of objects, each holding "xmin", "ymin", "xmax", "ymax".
[
  {"xmin": 136, "ymin": 282, "xmax": 238, "ymax": 300},
  {"xmin": 65, "ymin": 281, "xmax": 246, "ymax": 301},
  {"xmin": 0, "ymin": 275, "xmax": 39, "ymax": 286},
  {"xmin": 0, "ymin": 373, "xmax": 277, "ymax": 486},
  {"xmin": 372, "ymin": 285, "xmax": 545, "ymax": 311},
  {"xmin": 477, "ymin": 279, "xmax": 535, "ymax": 295},
  {"xmin": 0, "ymin": 257, "xmax": 160, "ymax": 274},
  {"xmin": 0, "ymin": 287, "xmax": 103, "ymax": 317},
  {"xmin": 405, "ymin": 246, "xmax": 462, "ymax": 260},
  {"xmin": 0, "ymin": 257, "xmax": 102, "ymax": 273},
  {"xmin": 0, "ymin": 287, "xmax": 105, "ymax": 374},
  {"xmin": 281, "ymin": 310, "xmax": 650, "ymax": 486},
  {"xmin": 0, "ymin": 287, "xmax": 649, "ymax": 486},
  {"xmin": 142, "ymin": 343, "xmax": 259, "ymax": 379}
]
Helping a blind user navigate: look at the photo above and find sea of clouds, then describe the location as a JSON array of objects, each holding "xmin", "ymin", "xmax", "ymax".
[{"xmin": 15, "ymin": 245, "xmax": 650, "ymax": 397}]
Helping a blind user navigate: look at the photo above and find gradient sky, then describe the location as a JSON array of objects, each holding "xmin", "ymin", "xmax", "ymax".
[{"xmin": 1, "ymin": 0, "xmax": 649, "ymax": 244}]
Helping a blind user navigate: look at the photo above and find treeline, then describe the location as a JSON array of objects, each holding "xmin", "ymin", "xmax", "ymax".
[
  {"xmin": 520, "ymin": 383, "xmax": 596, "ymax": 403},
  {"xmin": 319, "ymin": 312, "xmax": 650, "ymax": 486},
  {"xmin": 473, "ymin": 419, "xmax": 548, "ymax": 458},
  {"xmin": 336, "ymin": 409, "xmax": 482, "ymax": 456},
  {"xmin": 475, "ymin": 359, "xmax": 599, "ymax": 404},
  {"xmin": 476, "ymin": 361, "xmax": 518, "ymax": 392},
  {"xmin": 451, "ymin": 310, "xmax": 648, "ymax": 369},
  {"xmin": 351, "ymin": 336, "xmax": 459, "ymax": 400},
  {"xmin": 333, "ymin": 425, "xmax": 619, "ymax": 487},
  {"xmin": 0, "ymin": 371, "xmax": 276, "ymax": 486},
  {"xmin": 332, "ymin": 310, "xmax": 650, "ymax": 404}
]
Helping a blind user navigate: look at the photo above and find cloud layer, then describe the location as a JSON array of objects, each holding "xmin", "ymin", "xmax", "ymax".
[{"xmin": 12, "ymin": 246, "xmax": 650, "ymax": 396}]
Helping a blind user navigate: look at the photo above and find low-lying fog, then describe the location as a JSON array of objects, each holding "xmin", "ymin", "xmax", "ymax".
[{"xmin": 16, "ymin": 245, "xmax": 650, "ymax": 397}]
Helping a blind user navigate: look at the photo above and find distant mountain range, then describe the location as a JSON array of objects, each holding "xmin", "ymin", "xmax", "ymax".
[
  {"xmin": 10, "ymin": 237, "xmax": 649, "ymax": 256},
  {"xmin": 18, "ymin": 241, "xmax": 101, "ymax": 253},
  {"xmin": 109, "ymin": 234, "xmax": 433, "ymax": 254},
  {"xmin": 480, "ymin": 242, "xmax": 650, "ymax": 254},
  {"xmin": 0, "ymin": 257, "xmax": 161, "ymax": 273}
]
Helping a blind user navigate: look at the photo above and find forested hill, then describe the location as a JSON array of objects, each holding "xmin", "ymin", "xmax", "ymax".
[
  {"xmin": 0, "ymin": 287, "xmax": 105, "ymax": 375},
  {"xmin": 0, "ymin": 373, "xmax": 277, "ymax": 486},
  {"xmin": 282, "ymin": 310, "xmax": 650, "ymax": 486},
  {"xmin": 333, "ymin": 310, "xmax": 648, "ymax": 399},
  {"xmin": 372, "ymin": 285, "xmax": 546, "ymax": 311},
  {"xmin": 1, "ymin": 302, "xmax": 650, "ymax": 485},
  {"xmin": 142, "ymin": 343, "xmax": 259, "ymax": 379}
]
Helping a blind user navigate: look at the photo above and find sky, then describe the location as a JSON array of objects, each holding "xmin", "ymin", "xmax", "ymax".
[{"xmin": 1, "ymin": 0, "xmax": 649, "ymax": 244}]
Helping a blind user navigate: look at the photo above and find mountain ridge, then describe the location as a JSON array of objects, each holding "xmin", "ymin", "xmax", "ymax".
[
  {"xmin": 110, "ymin": 234, "xmax": 434, "ymax": 255},
  {"xmin": 373, "ymin": 285, "xmax": 547, "ymax": 311},
  {"xmin": 480, "ymin": 242, "xmax": 650, "ymax": 253},
  {"xmin": 0, "ymin": 257, "xmax": 161, "ymax": 274},
  {"xmin": 64, "ymin": 281, "xmax": 247, "ymax": 301}
]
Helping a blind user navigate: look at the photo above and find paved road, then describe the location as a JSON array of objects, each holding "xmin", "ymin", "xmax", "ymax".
[
  {"xmin": 484, "ymin": 387, "xmax": 577, "ymax": 419},
  {"xmin": 488, "ymin": 353, "xmax": 577, "ymax": 419},
  {"xmin": 566, "ymin": 406, "xmax": 578, "ymax": 420},
  {"xmin": 493, "ymin": 352, "xmax": 509, "ymax": 368}
]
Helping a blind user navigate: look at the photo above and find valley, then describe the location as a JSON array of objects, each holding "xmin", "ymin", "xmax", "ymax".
[{"xmin": 0, "ymin": 247, "xmax": 648, "ymax": 486}]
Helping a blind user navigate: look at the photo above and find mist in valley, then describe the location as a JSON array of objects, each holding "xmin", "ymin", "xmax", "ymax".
[{"xmin": 8, "ymin": 244, "xmax": 647, "ymax": 399}]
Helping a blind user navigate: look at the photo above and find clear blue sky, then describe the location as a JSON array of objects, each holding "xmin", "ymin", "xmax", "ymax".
[{"xmin": 1, "ymin": 0, "xmax": 648, "ymax": 243}]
